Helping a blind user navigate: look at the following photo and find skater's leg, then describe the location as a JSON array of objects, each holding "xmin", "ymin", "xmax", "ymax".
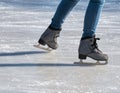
[
  {"xmin": 38, "ymin": 0, "xmax": 80, "ymax": 49},
  {"xmin": 49, "ymin": 0, "xmax": 80, "ymax": 30},
  {"xmin": 82, "ymin": 0, "xmax": 105, "ymax": 38},
  {"xmin": 78, "ymin": 0, "xmax": 108, "ymax": 62}
]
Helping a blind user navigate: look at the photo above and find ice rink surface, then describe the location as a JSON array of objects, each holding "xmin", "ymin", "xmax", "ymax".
[{"xmin": 0, "ymin": 0, "xmax": 120, "ymax": 93}]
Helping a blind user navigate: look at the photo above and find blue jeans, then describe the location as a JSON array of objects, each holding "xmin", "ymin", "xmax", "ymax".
[{"xmin": 49, "ymin": 0, "xmax": 105, "ymax": 38}]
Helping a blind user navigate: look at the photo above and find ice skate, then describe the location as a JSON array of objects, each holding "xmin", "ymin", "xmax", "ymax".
[
  {"xmin": 75, "ymin": 36, "xmax": 108, "ymax": 65},
  {"xmin": 34, "ymin": 27, "xmax": 61, "ymax": 51},
  {"xmin": 33, "ymin": 44, "xmax": 53, "ymax": 51}
]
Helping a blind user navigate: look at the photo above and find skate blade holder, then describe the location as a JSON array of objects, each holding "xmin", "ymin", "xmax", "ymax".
[
  {"xmin": 33, "ymin": 44, "xmax": 53, "ymax": 51},
  {"xmin": 74, "ymin": 59, "xmax": 108, "ymax": 65}
]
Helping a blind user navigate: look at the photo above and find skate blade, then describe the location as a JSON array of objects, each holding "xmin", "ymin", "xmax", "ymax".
[
  {"xmin": 74, "ymin": 61, "xmax": 108, "ymax": 65},
  {"xmin": 33, "ymin": 44, "xmax": 53, "ymax": 51}
]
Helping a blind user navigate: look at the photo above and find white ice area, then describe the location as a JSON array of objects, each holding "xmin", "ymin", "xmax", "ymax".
[{"xmin": 0, "ymin": 0, "xmax": 120, "ymax": 93}]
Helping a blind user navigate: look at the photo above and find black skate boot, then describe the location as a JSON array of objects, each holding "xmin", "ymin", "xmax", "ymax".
[
  {"xmin": 34, "ymin": 27, "xmax": 61, "ymax": 51},
  {"xmin": 78, "ymin": 36, "xmax": 108, "ymax": 64}
]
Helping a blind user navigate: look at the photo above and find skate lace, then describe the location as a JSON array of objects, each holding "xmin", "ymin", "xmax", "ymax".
[{"xmin": 92, "ymin": 38, "xmax": 100, "ymax": 50}]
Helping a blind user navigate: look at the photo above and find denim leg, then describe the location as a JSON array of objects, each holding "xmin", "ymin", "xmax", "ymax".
[
  {"xmin": 82, "ymin": 0, "xmax": 105, "ymax": 38},
  {"xmin": 50, "ymin": 0, "xmax": 80, "ymax": 30}
]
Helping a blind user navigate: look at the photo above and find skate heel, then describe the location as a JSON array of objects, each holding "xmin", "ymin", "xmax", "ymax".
[{"xmin": 79, "ymin": 54, "xmax": 87, "ymax": 59}]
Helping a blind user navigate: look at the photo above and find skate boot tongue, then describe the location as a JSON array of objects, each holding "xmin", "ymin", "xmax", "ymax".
[{"xmin": 81, "ymin": 36, "xmax": 101, "ymax": 50}]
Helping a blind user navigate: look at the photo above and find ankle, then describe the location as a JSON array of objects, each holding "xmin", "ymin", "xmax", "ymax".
[
  {"xmin": 49, "ymin": 25, "xmax": 62, "ymax": 31},
  {"xmin": 81, "ymin": 35, "xmax": 95, "ymax": 40}
]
